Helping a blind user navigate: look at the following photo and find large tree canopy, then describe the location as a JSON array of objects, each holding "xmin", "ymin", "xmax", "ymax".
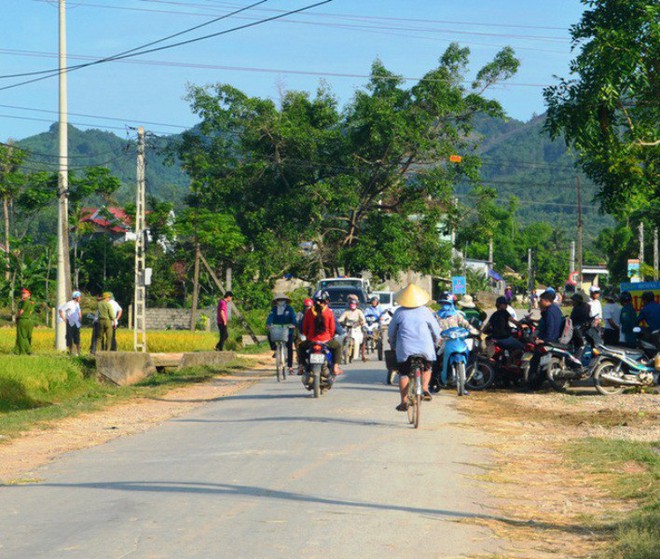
[
  {"xmin": 544, "ymin": 0, "xmax": 659, "ymax": 219},
  {"xmin": 176, "ymin": 43, "xmax": 519, "ymax": 287}
]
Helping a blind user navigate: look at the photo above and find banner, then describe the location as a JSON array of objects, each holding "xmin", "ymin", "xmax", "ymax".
[
  {"xmin": 627, "ymin": 259, "xmax": 641, "ymax": 282},
  {"xmin": 452, "ymin": 276, "xmax": 466, "ymax": 295},
  {"xmin": 620, "ymin": 281, "xmax": 660, "ymax": 312}
]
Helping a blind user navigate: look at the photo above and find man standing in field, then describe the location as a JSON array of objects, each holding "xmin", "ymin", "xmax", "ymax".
[
  {"xmin": 215, "ymin": 291, "xmax": 233, "ymax": 351},
  {"xmin": 13, "ymin": 287, "xmax": 35, "ymax": 355},
  {"xmin": 97, "ymin": 292, "xmax": 116, "ymax": 351},
  {"xmin": 58, "ymin": 291, "xmax": 82, "ymax": 356}
]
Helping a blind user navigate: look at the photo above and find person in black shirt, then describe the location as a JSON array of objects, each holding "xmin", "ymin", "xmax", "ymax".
[
  {"xmin": 483, "ymin": 296, "xmax": 524, "ymax": 363},
  {"xmin": 570, "ymin": 292, "xmax": 602, "ymax": 356},
  {"xmin": 570, "ymin": 292, "xmax": 591, "ymax": 327}
]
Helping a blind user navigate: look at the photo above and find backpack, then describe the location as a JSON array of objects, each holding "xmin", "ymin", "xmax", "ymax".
[{"xmin": 559, "ymin": 316, "xmax": 574, "ymax": 345}]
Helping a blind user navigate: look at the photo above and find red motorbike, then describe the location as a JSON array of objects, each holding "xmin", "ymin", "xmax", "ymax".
[{"xmin": 486, "ymin": 318, "xmax": 536, "ymax": 387}]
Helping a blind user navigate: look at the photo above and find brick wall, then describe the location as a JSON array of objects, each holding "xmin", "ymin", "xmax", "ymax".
[{"xmin": 144, "ymin": 308, "xmax": 216, "ymax": 331}]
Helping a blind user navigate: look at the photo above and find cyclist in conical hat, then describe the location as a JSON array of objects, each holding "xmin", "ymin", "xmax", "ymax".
[{"xmin": 387, "ymin": 284, "xmax": 441, "ymax": 411}]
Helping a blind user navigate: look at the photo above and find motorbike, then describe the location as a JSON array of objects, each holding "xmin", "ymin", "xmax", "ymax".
[
  {"xmin": 487, "ymin": 318, "xmax": 536, "ymax": 387},
  {"xmin": 591, "ymin": 327, "xmax": 659, "ymax": 395},
  {"xmin": 363, "ymin": 315, "xmax": 380, "ymax": 357},
  {"xmin": 302, "ymin": 341, "xmax": 335, "ymax": 398},
  {"xmin": 436, "ymin": 327, "xmax": 477, "ymax": 396},
  {"xmin": 341, "ymin": 319, "xmax": 363, "ymax": 364}
]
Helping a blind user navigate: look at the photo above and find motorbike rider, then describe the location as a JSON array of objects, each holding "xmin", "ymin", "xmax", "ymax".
[
  {"xmin": 266, "ymin": 294, "xmax": 297, "ymax": 375},
  {"xmin": 435, "ymin": 292, "xmax": 480, "ymax": 388},
  {"xmin": 457, "ymin": 294, "xmax": 486, "ymax": 323},
  {"xmin": 570, "ymin": 292, "xmax": 601, "ymax": 357},
  {"xmin": 619, "ymin": 291, "xmax": 638, "ymax": 348},
  {"xmin": 301, "ymin": 290, "xmax": 343, "ymax": 376},
  {"xmin": 339, "ymin": 294, "xmax": 367, "ymax": 362},
  {"xmin": 482, "ymin": 296, "xmax": 524, "ymax": 365},
  {"xmin": 388, "ymin": 284, "xmax": 440, "ymax": 411},
  {"xmin": 526, "ymin": 290, "xmax": 563, "ymax": 390},
  {"xmin": 637, "ymin": 291, "xmax": 660, "ymax": 332},
  {"xmin": 364, "ymin": 296, "xmax": 384, "ymax": 322}
]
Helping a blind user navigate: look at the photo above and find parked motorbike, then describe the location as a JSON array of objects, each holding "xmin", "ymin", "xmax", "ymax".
[
  {"xmin": 302, "ymin": 342, "xmax": 335, "ymax": 398},
  {"xmin": 487, "ymin": 319, "xmax": 536, "ymax": 387},
  {"xmin": 436, "ymin": 327, "xmax": 478, "ymax": 396}
]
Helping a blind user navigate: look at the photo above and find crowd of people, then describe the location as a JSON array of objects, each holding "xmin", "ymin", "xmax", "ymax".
[{"xmin": 11, "ymin": 289, "xmax": 123, "ymax": 356}]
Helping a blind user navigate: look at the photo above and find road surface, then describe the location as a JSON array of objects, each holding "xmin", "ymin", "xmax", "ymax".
[{"xmin": 0, "ymin": 359, "xmax": 500, "ymax": 558}]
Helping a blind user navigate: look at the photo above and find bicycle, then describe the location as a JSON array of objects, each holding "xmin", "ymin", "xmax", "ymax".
[
  {"xmin": 406, "ymin": 356, "xmax": 425, "ymax": 429},
  {"xmin": 269, "ymin": 325, "xmax": 291, "ymax": 382}
]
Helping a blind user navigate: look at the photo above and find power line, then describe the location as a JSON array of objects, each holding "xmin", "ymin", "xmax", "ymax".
[
  {"xmin": 0, "ymin": 0, "xmax": 333, "ymax": 92},
  {"xmin": 0, "ymin": 48, "xmax": 555, "ymax": 88},
  {"xmin": 4, "ymin": 0, "xmax": 271, "ymax": 80}
]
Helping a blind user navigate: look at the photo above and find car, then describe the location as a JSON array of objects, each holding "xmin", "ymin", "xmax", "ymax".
[
  {"xmin": 316, "ymin": 277, "xmax": 372, "ymax": 295},
  {"xmin": 323, "ymin": 286, "xmax": 369, "ymax": 321},
  {"xmin": 373, "ymin": 290, "xmax": 397, "ymax": 313}
]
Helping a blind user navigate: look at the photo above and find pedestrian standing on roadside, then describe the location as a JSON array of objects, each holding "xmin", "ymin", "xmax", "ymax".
[
  {"xmin": 588, "ymin": 285, "xmax": 603, "ymax": 329},
  {"xmin": 108, "ymin": 293, "xmax": 123, "ymax": 351},
  {"xmin": 602, "ymin": 293, "xmax": 622, "ymax": 346},
  {"xmin": 215, "ymin": 291, "xmax": 233, "ymax": 351},
  {"xmin": 13, "ymin": 287, "xmax": 35, "ymax": 355},
  {"xmin": 97, "ymin": 292, "xmax": 116, "ymax": 351},
  {"xmin": 619, "ymin": 292, "xmax": 638, "ymax": 348},
  {"xmin": 89, "ymin": 293, "xmax": 103, "ymax": 355},
  {"xmin": 58, "ymin": 291, "xmax": 82, "ymax": 356}
]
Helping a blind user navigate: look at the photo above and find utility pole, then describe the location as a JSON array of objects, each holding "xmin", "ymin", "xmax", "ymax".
[
  {"xmin": 638, "ymin": 222, "xmax": 644, "ymax": 281},
  {"xmin": 55, "ymin": 0, "xmax": 70, "ymax": 351},
  {"xmin": 488, "ymin": 236, "xmax": 494, "ymax": 272},
  {"xmin": 133, "ymin": 127, "xmax": 147, "ymax": 352},
  {"xmin": 576, "ymin": 176, "xmax": 583, "ymax": 290},
  {"xmin": 570, "ymin": 240, "xmax": 575, "ymax": 277},
  {"xmin": 189, "ymin": 240, "xmax": 201, "ymax": 331},
  {"xmin": 654, "ymin": 227, "xmax": 658, "ymax": 281},
  {"xmin": 527, "ymin": 248, "xmax": 533, "ymax": 311}
]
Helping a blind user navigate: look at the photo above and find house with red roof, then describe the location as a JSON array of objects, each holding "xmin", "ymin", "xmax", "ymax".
[{"xmin": 79, "ymin": 207, "xmax": 137, "ymax": 243}]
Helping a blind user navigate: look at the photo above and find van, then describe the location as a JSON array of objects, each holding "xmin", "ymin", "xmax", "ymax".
[{"xmin": 316, "ymin": 277, "xmax": 372, "ymax": 295}]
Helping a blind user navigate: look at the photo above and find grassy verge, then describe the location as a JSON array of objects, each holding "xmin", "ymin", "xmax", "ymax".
[
  {"xmin": 570, "ymin": 438, "xmax": 659, "ymax": 559},
  {"xmin": 0, "ymin": 354, "xmax": 256, "ymax": 440}
]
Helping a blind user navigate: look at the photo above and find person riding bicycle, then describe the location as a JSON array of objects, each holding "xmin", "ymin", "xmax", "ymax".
[
  {"xmin": 339, "ymin": 294, "xmax": 367, "ymax": 362},
  {"xmin": 301, "ymin": 290, "xmax": 343, "ymax": 376},
  {"xmin": 388, "ymin": 284, "xmax": 441, "ymax": 411},
  {"xmin": 266, "ymin": 294, "xmax": 297, "ymax": 375},
  {"xmin": 435, "ymin": 292, "xmax": 480, "ymax": 388}
]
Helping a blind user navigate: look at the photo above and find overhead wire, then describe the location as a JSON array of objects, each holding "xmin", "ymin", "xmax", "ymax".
[{"xmin": 0, "ymin": 0, "xmax": 333, "ymax": 92}]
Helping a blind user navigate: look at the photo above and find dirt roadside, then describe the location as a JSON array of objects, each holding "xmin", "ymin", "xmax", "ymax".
[
  {"xmin": 0, "ymin": 354, "xmax": 273, "ymax": 484},
  {"xmin": 458, "ymin": 390, "xmax": 659, "ymax": 558}
]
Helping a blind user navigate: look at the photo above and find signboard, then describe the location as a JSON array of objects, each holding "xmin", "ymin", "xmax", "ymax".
[
  {"xmin": 620, "ymin": 281, "xmax": 660, "ymax": 312},
  {"xmin": 452, "ymin": 276, "xmax": 466, "ymax": 295},
  {"xmin": 627, "ymin": 259, "xmax": 641, "ymax": 282}
]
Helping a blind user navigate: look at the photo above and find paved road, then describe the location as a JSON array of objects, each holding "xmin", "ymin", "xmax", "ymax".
[{"xmin": 0, "ymin": 359, "xmax": 499, "ymax": 558}]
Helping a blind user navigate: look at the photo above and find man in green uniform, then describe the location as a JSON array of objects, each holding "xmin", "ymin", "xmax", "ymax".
[
  {"xmin": 97, "ymin": 292, "xmax": 116, "ymax": 351},
  {"xmin": 13, "ymin": 287, "xmax": 35, "ymax": 354}
]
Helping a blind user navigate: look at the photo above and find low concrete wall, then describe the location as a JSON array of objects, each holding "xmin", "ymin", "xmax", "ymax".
[
  {"xmin": 144, "ymin": 308, "xmax": 216, "ymax": 331},
  {"xmin": 178, "ymin": 351, "xmax": 237, "ymax": 370},
  {"xmin": 95, "ymin": 352, "xmax": 157, "ymax": 386}
]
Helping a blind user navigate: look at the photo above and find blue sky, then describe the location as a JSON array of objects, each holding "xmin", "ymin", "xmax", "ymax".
[{"xmin": 0, "ymin": 0, "xmax": 587, "ymax": 140}]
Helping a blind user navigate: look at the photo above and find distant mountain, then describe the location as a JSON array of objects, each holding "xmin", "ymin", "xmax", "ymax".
[
  {"xmin": 17, "ymin": 117, "xmax": 612, "ymax": 239},
  {"xmin": 18, "ymin": 124, "xmax": 189, "ymax": 205}
]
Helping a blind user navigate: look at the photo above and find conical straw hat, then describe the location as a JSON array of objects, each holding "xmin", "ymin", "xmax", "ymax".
[{"xmin": 395, "ymin": 284, "xmax": 430, "ymax": 308}]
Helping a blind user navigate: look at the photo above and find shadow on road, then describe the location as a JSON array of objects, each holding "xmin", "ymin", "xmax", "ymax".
[
  {"xmin": 17, "ymin": 479, "xmax": 599, "ymax": 536},
  {"xmin": 172, "ymin": 415, "xmax": 394, "ymax": 427}
]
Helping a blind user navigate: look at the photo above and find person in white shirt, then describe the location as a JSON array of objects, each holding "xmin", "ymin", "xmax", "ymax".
[
  {"xmin": 108, "ymin": 294, "xmax": 123, "ymax": 351},
  {"xmin": 58, "ymin": 291, "xmax": 82, "ymax": 356},
  {"xmin": 588, "ymin": 285, "xmax": 603, "ymax": 329},
  {"xmin": 602, "ymin": 293, "xmax": 621, "ymax": 345}
]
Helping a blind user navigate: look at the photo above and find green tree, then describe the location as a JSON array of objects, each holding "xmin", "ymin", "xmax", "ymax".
[{"xmin": 544, "ymin": 0, "xmax": 659, "ymax": 219}]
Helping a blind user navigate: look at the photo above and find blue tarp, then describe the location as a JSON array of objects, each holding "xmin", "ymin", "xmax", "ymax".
[{"xmin": 488, "ymin": 269, "xmax": 503, "ymax": 281}]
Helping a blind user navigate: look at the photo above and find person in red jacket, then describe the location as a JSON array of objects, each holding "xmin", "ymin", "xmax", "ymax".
[{"xmin": 301, "ymin": 290, "xmax": 343, "ymax": 376}]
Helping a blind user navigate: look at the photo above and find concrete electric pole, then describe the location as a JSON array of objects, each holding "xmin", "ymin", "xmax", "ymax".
[
  {"xmin": 654, "ymin": 228, "xmax": 658, "ymax": 281},
  {"xmin": 55, "ymin": 0, "xmax": 71, "ymax": 350},
  {"xmin": 133, "ymin": 128, "xmax": 147, "ymax": 352},
  {"xmin": 576, "ymin": 176, "xmax": 583, "ymax": 290}
]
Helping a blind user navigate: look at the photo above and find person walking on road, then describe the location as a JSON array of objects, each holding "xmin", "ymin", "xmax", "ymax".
[
  {"xmin": 215, "ymin": 291, "xmax": 233, "ymax": 351},
  {"xmin": 97, "ymin": 292, "xmax": 116, "ymax": 351},
  {"xmin": 108, "ymin": 294, "xmax": 122, "ymax": 351},
  {"xmin": 13, "ymin": 287, "xmax": 35, "ymax": 355},
  {"xmin": 58, "ymin": 291, "xmax": 82, "ymax": 356},
  {"xmin": 388, "ymin": 284, "xmax": 440, "ymax": 411}
]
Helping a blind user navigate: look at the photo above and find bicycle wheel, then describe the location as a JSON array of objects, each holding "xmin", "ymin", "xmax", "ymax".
[
  {"xmin": 413, "ymin": 369, "xmax": 421, "ymax": 429},
  {"xmin": 456, "ymin": 362, "xmax": 466, "ymax": 396},
  {"xmin": 280, "ymin": 344, "xmax": 287, "ymax": 380},
  {"xmin": 406, "ymin": 376, "xmax": 415, "ymax": 424},
  {"xmin": 275, "ymin": 342, "xmax": 282, "ymax": 382}
]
